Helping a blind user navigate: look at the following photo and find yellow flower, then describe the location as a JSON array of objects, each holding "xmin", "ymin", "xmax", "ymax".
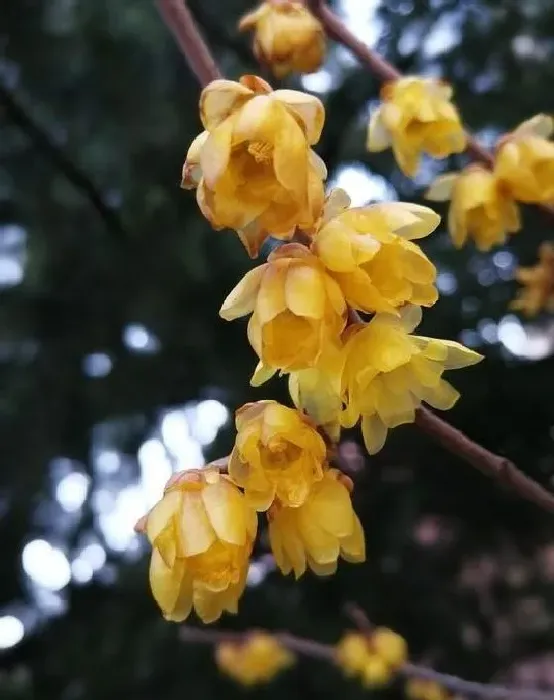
[
  {"xmin": 367, "ymin": 77, "xmax": 466, "ymax": 177},
  {"xmin": 268, "ymin": 468, "xmax": 365, "ymax": 578},
  {"xmin": 372, "ymin": 627, "xmax": 408, "ymax": 669},
  {"xmin": 342, "ymin": 306, "xmax": 483, "ymax": 455},
  {"xmin": 405, "ymin": 678, "xmax": 450, "ymax": 700},
  {"xmin": 220, "ymin": 243, "xmax": 347, "ymax": 373},
  {"xmin": 426, "ymin": 165, "xmax": 521, "ymax": 251},
  {"xmin": 229, "ymin": 400, "xmax": 327, "ymax": 511},
  {"xmin": 138, "ymin": 468, "xmax": 257, "ymax": 624},
  {"xmin": 335, "ymin": 633, "xmax": 393, "ymax": 688},
  {"xmin": 511, "ymin": 241, "xmax": 554, "ymax": 317},
  {"xmin": 312, "ymin": 188, "xmax": 440, "ymax": 314},
  {"xmin": 215, "ymin": 632, "xmax": 295, "ymax": 686},
  {"xmin": 495, "ymin": 114, "xmax": 554, "ymax": 203},
  {"xmin": 238, "ymin": 1, "xmax": 325, "ymax": 79},
  {"xmin": 182, "ymin": 75, "xmax": 327, "ymax": 257},
  {"xmin": 287, "ymin": 342, "xmax": 344, "ymax": 443}
]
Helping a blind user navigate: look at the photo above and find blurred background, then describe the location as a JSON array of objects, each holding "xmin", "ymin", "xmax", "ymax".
[{"xmin": 2, "ymin": 0, "xmax": 554, "ymax": 697}]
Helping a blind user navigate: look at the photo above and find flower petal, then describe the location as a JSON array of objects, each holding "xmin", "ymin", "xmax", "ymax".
[
  {"xmin": 219, "ymin": 266, "xmax": 266, "ymax": 321},
  {"xmin": 202, "ymin": 480, "xmax": 249, "ymax": 545},
  {"xmin": 200, "ymin": 79, "xmax": 253, "ymax": 131},
  {"xmin": 425, "ymin": 173, "xmax": 459, "ymax": 202},
  {"xmin": 366, "ymin": 107, "xmax": 392, "ymax": 151},
  {"xmin": 273, "ymin": 89, "xmax": 325, "ymax": 144}
]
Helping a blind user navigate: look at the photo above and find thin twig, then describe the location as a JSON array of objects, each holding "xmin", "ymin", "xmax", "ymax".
[
  {"xmin": 156, "ymin": 0, "xmax": 221, "ymax": 86},
  {"xmin": 306, "ymin": 0, "xmax": 554, "ymax": 218},
  {"xmin": 0, "ymin": 81, "xmax": 126, "ymax": 241},
  {"xmin": 179, "ymin": 621, "xmax": 554, "ymax": 699},
  {"xmin": 415, "ymin": 407, "xmax": 554, "ymax": 513},
  {"xmin": 345, "ymin": 604, "xmax": 554, "ymax": 700}
]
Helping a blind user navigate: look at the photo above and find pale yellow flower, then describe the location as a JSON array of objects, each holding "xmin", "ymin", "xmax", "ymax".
[
  {"xmin": 367, "ymin": 77, "xmax": 466, "ymax": 177},
  {"xmin": 229, "ymin": 400, "xmax": 327, "ymax": 510},
  {"xmin": 511, "ymin": 241, "xmax": 554, "ymax": 317},
  {"xmin": 268, "ymin": 469, "xmax": 365, "ymax": 578},
  {"xmin": 405, "ymin": 678, "xmax": 450, "ymax": 700},
  {"xmin": 220, "ymin": 243, "xmax": 347, "ymax": 373},
  {"xmin": 312, "ymin": 188, "xmax": 440, "ymax": 314},
  {"xmin": 239, "ymin": 0, "xmax": 325, "ymax": 78},
  {"xmin": 335, "ymin": 631, "xmax": 403, "ymax": 688},
  {"xmin": 341, "ymin": 306, "xmax": 483, "ymax": 455},
  {"xmin": 216, "ymin": 632, "xmax": 295, "ymax": 686},
  {"xmin": 495, "ymin": 114, "xmax": 554, "ymax": 203},
  {"xmin": 138, "ymin": 468, "xmax": 257, "ymax": 624},
  {"xmin": 426, "ymin": 165, "xmax": 521, "ymax": 251},
  {"xmin": 182, "ymin": 75, "xmax": 327, "ymax": 257}
]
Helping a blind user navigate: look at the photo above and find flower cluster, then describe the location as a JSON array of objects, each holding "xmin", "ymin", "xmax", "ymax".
[
  {"xmin": 215, "ymin": 632, "xmax": 295, "ymax": 685},
  {"xmin": 335, "ymin": 628, "xmax": 408, "ymax": 688},
  {"xmin": 406, "ymin": 678, "xmax": 462, "ymax": 700},
  {"xmin": 143, "ymin": 53, "xmax": 483, "ymax": 620},
  {"xmin": 511, "ymin": 241, "xmax": 554, "ymax": 317}
]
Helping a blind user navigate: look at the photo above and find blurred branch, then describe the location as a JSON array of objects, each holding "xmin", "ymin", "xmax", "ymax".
[
  {"xmin": 156, "ymin": 0, "xmax": 221, "ymax": 86},
  {"xmin": 0, "ymin": 81, "xmax": 126, "ymax": 241},
  {"xmin": 179, "ymin": 618, "xmax": 554, "ymax": 699},
  {"xmin": 415, "ymin": 406, "xmax": 554, "ymax": 513},
  {"xmin": 306, "ymin": 0, "xmax": 554, "ymax": 221}
]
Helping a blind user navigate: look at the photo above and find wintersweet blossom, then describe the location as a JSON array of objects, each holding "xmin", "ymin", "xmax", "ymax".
[
  {"xmin": 312, "ymin": 188, "xmax": 440, "ymax": 313},
  {"xmin": 341, "ymin": 306, "xmax": 483, "ymax": 455},
  {"xmin": 426, "ymin": 165, "xmax": 521, "ymax": 251},
  {"xmin": 137, "ymin": 468, "xmax": 257, "ymax": 624},
  {"xmin": 367, "ymin": 77, "xmax": 466, "ymax": 177},
  {"xmin": 238, "ymin": 0, "xmax": 325, "ymax": 78},
  {"xmin": 229, "ymin": 400, "xmax": 327, "ymax": 511},
  {"xmin": 405, "ymin": 678, "xmax": 450, "ymax": 700},
  {"xmin": 495, "ymin": 114, "xmax": 554, "ymax": 203},
  {"xmin": 181, "ymin": 75, "xmax": 326, "ymax": 257},
  {"xmin": 335, "ymin": 629, "xmax": 407, "ymax": 688},
  {"xmin": 215, "ymin": 633, "xmax": 295, "ymax": 686},
  {"xmin": 511, "ymin": 242, "xmax": 554, "ymax": 317},
  {"xmin": 268, "ymin": 469, "xmax": 365, "ymax": 578},
  {"xmin": 220, "ymin": 243, "xmax": 347, "ymax": 373}
]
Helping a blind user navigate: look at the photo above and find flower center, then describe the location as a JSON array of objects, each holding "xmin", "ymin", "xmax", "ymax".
[{"xmin": 247, "ymin": 141, "xmax": 273, "ymax": 164}]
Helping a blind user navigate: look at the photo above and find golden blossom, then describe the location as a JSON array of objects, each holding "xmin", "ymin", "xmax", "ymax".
[
  {"xmin": 495, "ymin": 114, "xmax": 554, "ymax": 203},
  {"xmin": 220, "ymin": 243, "xmax": 347, "ymax": 374},
  {"xmin": 182, "ymin": 75, "xmax": 326, "ymax": 257},
  {"xmin": 312, "ymin": 188, "xmax": 440, "ymax": 314},
  {"xmin": 215, "ymin": 632, "xmax": 295, "ymax": 686},
  {"xmin": 426, "ymin": 165, "xmax": 521, "ymax": 251},
  {"xmin": 138, "ymin": 468, "xmax": 257, "ymax": 624},
  {"xmin": 511, "ymin": 242, "xmax": 554, "ymax": 317},
  {"xmin": 405, "ymin": 678, "xmax": 450, "ymax": 700},
  {"xmin": 367, "ymin": 76, "xmax": 466, "ymax": 177},
  {"xmin": 341, "ymin": 306, "xmax": 483, "ymax": 455},
  {"xmin": 335, "ymin": 633, "xmax": 393, "ymax": 688},
  {"xmin": 238, "ymin": 1, "xmax": 325, "ymax": 78},
  {"xmin": 229, "ymin": 400, "xmax": 327, "ymax": 511},
  {"xmin": 268, "ymin": 469, "xmax": 365, "ymax": 578}
]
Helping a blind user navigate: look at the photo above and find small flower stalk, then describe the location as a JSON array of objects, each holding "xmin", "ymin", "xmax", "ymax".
[
  {"xmin": 426, "ymin": 165, "xmax": 521, "ymax": 251},
  {"xmin": 367, "ymin": 77, "xmax": 466, "ymax": 177},
  {"xmin": 216, "ymin": 632, "xmax": 295, "ymax": 685},
  {"xmin": 238, "ymin": 1, "xmax": 326, "ymax": 78}
]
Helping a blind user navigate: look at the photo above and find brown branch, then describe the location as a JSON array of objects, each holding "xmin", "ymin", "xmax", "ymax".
[
  {"xmin": 156, "ymin": 0, "xmax": 221, "ymax": 87},
  {"xmin": 0, "ymin": 81, "xmax": 127, "ymax": 242},
  {"xmin": 344, "ymin": 604, "xmax": 554, "ymax": 700},
  {"xmin": 179, "ymin": 621, "xmax": 554, "ymax": 700},
  {"xmin": 415, "ymin": 407, "xmax": 554, "ymax": 513},
  {"xmin": 306, "ymin": 0, "xmax": 554, "ymax": 219}
]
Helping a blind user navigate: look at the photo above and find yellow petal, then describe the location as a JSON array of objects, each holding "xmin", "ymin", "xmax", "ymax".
[
  {"xmin": 398, "ymin": 304, "xmax": 423, "ymax": 332},
  {"xmin": 308, "ymin": 557, "xmax": 338, "ymax": 576},
  {"xmin": 418, "ymin": 337, "xmax": 483, "ymax": 369},
  {"xmin": 366, "ymin": 107, "xmax": 392, "ymax": 151},
  {"xmin": 420, "ymin": 379, "xmax": 460, "ymax": 410},
  {"xmin": 145, "ymin": 490, "xmax": 182, "ymax": 545},
  {"xmin": 340, "ymin": 514, "xmax": 366, "ymax": 563},
  {"xmin": 425, "ymin": 173, "xmax": 459, "ymax": 202},
  {"xmin": 361, "ymin": 413, "xmax": 388, "ymax": 455},
  {"xmin": 192, "ymin": 586, "xmax": 225, "ymax": 624},
  {"xmin": 200, "ymin": 118, "xmax": 235, "ymax": 188},
  {"xmin": 219, "ymin": 266, "xmax": 266, "ymax": 321},
  {"xmin": 297, "ymin": 508, "xmax": 340, "ymax": 564},
  {"xmin": 513, "ymin": 113, "xmax": 554, "ymax": 139},
  {"xmin": 285, "ymin": 263, "xmax": 325, "ymax": 318},
  {"xmin": 179, "ymin": 490, "xmax": 216, "ymax": 556},
  {"xmin": 200, "ymin": 79, "xmax": 253, "ymax": 130},
  {"xmin": 201, "ymin": 480, "xmax": 248, "ymax": 545},
  {"xmin": 322, "ymin": 188, "xmax": 351, "ymax": 223},
  {"xmin": 274, "ymin": 115, "xmax": 309, "ymax": 194},
  {"xmin": 307, "ymin": 477, "xmax": 354, "ymax": 538},
  {"xmin": 370, "ymin": 202, "xmax": 441, "ymax": 240},
  {"xmin": 149, "ymin": 550, "xmax": 188, "ymax": 619},
  {"xmin": 250, "ymin": 362, "xmax": 278, "ymax": 387},
  {"xmin": 273, "ymin": 89, "xmax": 325, "ymax": 144}
]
